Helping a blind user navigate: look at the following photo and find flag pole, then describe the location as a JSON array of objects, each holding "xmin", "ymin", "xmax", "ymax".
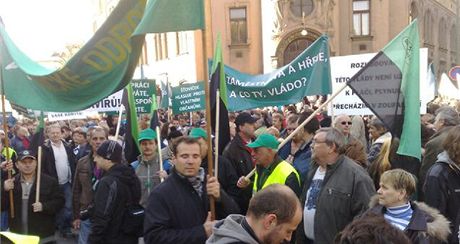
[
  {"xmin": 35, "ymin": 146, "xmax": 42, "ymax": 203},
  {"xmin": 244, "ymin": 83, "xmax": 348, "ymax": 181},
  {"xmin": 114, "ymin": 104, "xmax": 124, "ymax": 140},
  {"xmin": 155, "ymin": 126, "xmax": 164, "ymax": 182},
  {"xmin": 202, "ymin": 0, "xmax": 216, "ymax": 220},
  {"xmin": 214, "ymin": 90, "xmax": 220, "ymax": 178},
  {"xmin": 0, "ymin": 65, "xmax": 14, "ymax": 218}
]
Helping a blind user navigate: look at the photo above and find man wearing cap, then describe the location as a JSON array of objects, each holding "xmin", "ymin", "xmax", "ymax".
[
  {"xmin": 237, "ymin": 134, "xmax": 301, "ymax": 196},
  {"xmin": 131, "ymin": 128, "xmax": 166, "ymax": 208},
  {"xmin": 189, "ymin": 128, "xmax": 240, "ymax": 206},
  {"xmin": 223, "ymin": 112, "xmax": 257, "ymax": 214},
  {"xmin": 3, "ymin": 150, "xmax": 64, "ymax": 242},
  {"xmin": 89, "ymin": 140, "xmax": 141, "ymax": 244}
]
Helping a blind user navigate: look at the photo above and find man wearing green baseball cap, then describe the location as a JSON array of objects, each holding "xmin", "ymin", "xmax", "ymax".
[
  {"xmin": 237, "ymin": 133, "xmax": 300, "ymax": 196},
  {"xmin": 130, "ymin": 128, "xmax": 166, "ymax": 207}
]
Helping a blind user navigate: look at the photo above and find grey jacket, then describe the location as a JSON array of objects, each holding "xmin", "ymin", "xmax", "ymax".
[
  {"xmin": 131, "ymin": 155, "xmax": 161, "ymax": 207},
  {"xmin": 296, "ymin": 155, "xmax": 376, "ymax": 244},
  {"xmin": 206, "ymin": 214, "xmax": 259, "ymax": 244}
]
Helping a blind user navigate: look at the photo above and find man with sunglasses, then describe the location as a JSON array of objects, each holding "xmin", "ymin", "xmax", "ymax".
[{"xmin": 333, "ymin": 114, "xmax": 367, "ymax": 168}]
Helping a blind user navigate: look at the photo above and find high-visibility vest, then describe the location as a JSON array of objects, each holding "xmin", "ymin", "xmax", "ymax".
[{"xmin": 253, "ymin": 161, "xmax": 300, "ymax": 194}]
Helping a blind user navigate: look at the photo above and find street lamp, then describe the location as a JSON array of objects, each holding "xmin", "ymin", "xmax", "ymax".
[{"xmin": 301, "ymin": 11, "xmax": 308, "ymax": 36}]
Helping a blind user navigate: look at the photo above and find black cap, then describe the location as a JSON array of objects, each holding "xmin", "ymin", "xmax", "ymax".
[
  {"xmin": 96, "ymin": 140, "xmax": 123, "ymax": 163},
  {"xmin": 18, "ymin": 150, "xmax": 37, "ymax": 161},
  {"xmin": 235, "ymin": 112, "xmax": 257, "ymax": 127}
]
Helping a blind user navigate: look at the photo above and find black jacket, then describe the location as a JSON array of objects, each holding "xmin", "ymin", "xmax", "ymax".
[
  {"xmin": 296, "ymin": 155, "xmax": 375, "ymax": 244},
  {"xmin": 41, "ymin": 140, "xmax": 76, "ymax": 183},
  {"xmin": 424, "ymin": 151, "xmax": 460, "ymax": 244},
  {"xmin": 143, "ymin": 169, "xmax": 240, "ymax": 244},
  {"xmin": 7, "ymin": 173, "xmax": 64, "ymax": 238},
  {"xmin": 88, "ymin": 163, "xmax": 141, "ymax": 244},
  {"xmin": 222, "ymin": 133, "xmax": 254, "ymax": 213}
]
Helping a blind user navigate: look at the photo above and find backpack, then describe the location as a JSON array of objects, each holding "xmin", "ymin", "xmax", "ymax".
[{"xmin": 120, "ymin": 179, "xmax": 144, "ymax": 237}]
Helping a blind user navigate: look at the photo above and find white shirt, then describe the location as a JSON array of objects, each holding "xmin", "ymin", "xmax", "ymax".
[
  {"xmin": 51, "ymin": 141, "xmax": 71, "ymax": 185},
  {"xmin": 303, "ymin": 167, "xmax": 326, "ymax": 240}
]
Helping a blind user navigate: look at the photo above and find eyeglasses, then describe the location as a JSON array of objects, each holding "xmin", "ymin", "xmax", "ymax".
[{"xmin": 341, "ymin": 121, "xmax": 352, "ymax": 125}]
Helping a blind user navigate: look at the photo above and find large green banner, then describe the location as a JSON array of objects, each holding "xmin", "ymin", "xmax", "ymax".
[
  {"xmin": 0, "ymin": 0, "xmax": 146, "ymax": 112},
  {"xmin": 171, "ymin": 82, "xmax": 205, "ymax": 114},
  {"xmin": 218, "ymin": 35, "xmax": 332, "ymax": 111}
]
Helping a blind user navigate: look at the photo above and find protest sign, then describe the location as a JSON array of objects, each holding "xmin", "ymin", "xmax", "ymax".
[{"xmin": 171, "ymin": 82, "xmax": 205, "ymax": 114}]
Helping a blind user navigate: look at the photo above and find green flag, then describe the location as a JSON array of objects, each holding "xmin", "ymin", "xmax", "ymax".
[
  {"xmin": 133, "ymin": 0, "xmax": 204, "ymax": 34},
  {"xmin": 0, "ymin": 0, "xmax": 146, "ymax": 112},
  {"xmin": 347, "ymin": 20, "xmax": 421, "ymax": 160}
]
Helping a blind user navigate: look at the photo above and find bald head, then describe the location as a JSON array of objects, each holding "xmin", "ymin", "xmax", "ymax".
[{"xmin": 247, "ymin": 184, "xmax": 301, "ymax": 224}]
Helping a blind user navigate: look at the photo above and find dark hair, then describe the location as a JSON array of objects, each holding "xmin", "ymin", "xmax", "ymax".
[
  {"xmin": 171, "ymin": 137, "xmax": 200, "ymax": 156},
  {"xmin": 334, "ymin": 213, "xmax": 411, "ymax": 244},
  {"xmin": 298, "ymin": 112, "xmax": 319, "ymax": 134},
  {"xmin": 247, "ymin": 184, "xmax": 300, "ymax": 225}
]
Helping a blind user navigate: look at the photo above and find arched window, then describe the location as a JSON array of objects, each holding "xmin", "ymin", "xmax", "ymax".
[
  {"xmin": 290, "ymin": 0, "xmax": 314, "ymax": 17},
  {"xmin": 439, "ymin": 18, "xmax": 447, "ymax": 49},
  {"xmin": 283, "ymin": 38, "xmax": 313, "ymax": 65},
  {"xmin": 450, "ymin": 24, "xmax": 457, "ymax": 53},
  {"xmin": 424, "ymin": 10, "xmax": 432, "ymax": 43}
]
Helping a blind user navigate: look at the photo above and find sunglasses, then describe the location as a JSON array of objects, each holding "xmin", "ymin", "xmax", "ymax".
[{"xmin": 341, "ymin": 121, "xmax": 352, "ymax": 125}]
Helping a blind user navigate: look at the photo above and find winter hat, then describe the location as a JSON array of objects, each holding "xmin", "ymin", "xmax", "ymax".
[{"xmin": 96, "ymin": 140, "xmax": 123, "ymax": 163}]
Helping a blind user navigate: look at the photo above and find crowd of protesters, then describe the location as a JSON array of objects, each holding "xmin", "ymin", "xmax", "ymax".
[{"xmin": 0, "ymin": 95, "xmax": 459, "ymax": 243}]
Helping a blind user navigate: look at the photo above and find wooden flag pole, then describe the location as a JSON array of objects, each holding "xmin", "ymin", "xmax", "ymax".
[
  {"xmin": 202, "ymin": 0, "xmax": 216, "ymax": 220},
  {"xmin": 114, "ymin": 104, "xmax": 124, "ymax": 140},
  {"xmin": 214, "ymin": 90, "xmax": 220, "ymax": 178},
  {"xmin": 244, "ymin": 83, "xmax": 348, "ymax": 181},
  {"xmin": 155, "ymin": 126, "xmax": 164, "ymax": 182},
  {"xmin": 0, "ymin": 86, "xmax": 14, "ymax": 219},
  {"xmin": 35, "ymin": 146, "xmax": 42, "ymax": 203}
]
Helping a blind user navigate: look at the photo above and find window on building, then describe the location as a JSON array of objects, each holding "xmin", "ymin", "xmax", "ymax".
[
  {"xmin": 451, "ymin": 25, "xmax": 457, "ymax": 53},
  {"xmin": 409, "ymin": 2, "xmax": 418, "ymax": 23},
  {"xmin": 290, "ymin": 0, "xmax": 314, "ymax": 17},
  {"xmin": 352, "ymin": 0, "xmax": 370, "ymax": 36},
  {"xmin": 230, "ymin": 7, "xmax": 248, "ymax": 44},
  {"xmin": 283, "ymin": 38, "xmax": 313, "ymax": 65},
  {"xmin": 439, "ymin": 18, "xmax": 447, "ymax": 49},
  {"xmin": 424, "ymin": 10, "xmax": 432, "ymax": 43},
  {"xmin": 176, "ymin": 32, "xmax": 189, "ymax": 55},
  {"xmin": 154, "ymin": 33, "xmax": 168, "ymax": 61}
]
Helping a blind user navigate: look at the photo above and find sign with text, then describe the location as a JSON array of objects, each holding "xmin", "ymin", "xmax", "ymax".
[
  {"xmin": 87, "ymin": 90, "xmax": 123, "ymax": 112},
  {"xmin": 48, "ymin": 111, "xmax": 99, "ymax": 122},
  {"xmin": 171, "ymin": 82, "xmax": 205, "ymax": 114},
  {"xmin": 131, "ymin": 79, "xmax": 156, "ymax": 113},
  {"xmin": 328, "ymin": 48, "xmax": 428, "ymax": 115}
]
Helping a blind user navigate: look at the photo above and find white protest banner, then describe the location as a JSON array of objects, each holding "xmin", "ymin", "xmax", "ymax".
[
  {"xmin": 86, "ymin": 90, "xmax": 123, "ymax": 112},
  {"xmin": 48, "ymin": 111, "xmax": 99, "ymax": 122},
  {"xmin": 329, "ymin": 48, "xmax": 428, "ymax": 115}
]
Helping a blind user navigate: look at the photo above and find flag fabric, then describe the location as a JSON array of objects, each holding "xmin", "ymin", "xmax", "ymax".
[
  {"xmin": 210, "ymin": 35, "xmax": 230, "ymax": 154},
  {"xmin": 0, "ymin": 0, "xmax": 146, "ymax": 112},
  {"xmin": 29, "ymin": 111, "xmax": 45, "ymax": 157},
  {"xmin": 150, "ymin": 80, "xmax": 160, "ymax": 130},
  {"xmin": 160, "ymin": 80, "xmax": 170, "ymax": 109},
  {"xmin": 438, "ymin": 73, "xmax": 460, "ymax": 100},
  {"xmin": 133, "ymin": 0, "xmax": 204, "ymax": 34},
  {"xmin": 122, "ymin": 85, "xmax": 140, "ymax": 164},
  {"xmin": 347, "ymin": 20, "xmax": 421, "ymax": 160}
]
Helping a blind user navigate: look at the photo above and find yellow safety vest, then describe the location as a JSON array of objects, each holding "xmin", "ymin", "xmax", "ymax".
[{"xmin": 253, "ymin": 161, "xmax": 300, "ymax": 194}]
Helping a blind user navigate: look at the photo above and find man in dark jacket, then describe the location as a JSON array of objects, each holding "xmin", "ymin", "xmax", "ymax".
[
  {"xmin": 424, "ymin": 125, "xmax": 460, "ymax": 244},
  {"xmin": 296, "ymin": 127, "xmax": 375, "ymax": 244},
  {"xmin": 222, "ymin": 112, "xmax": 257, "ymax": 213},
  {"xmin": 419, "ymin": 106, "xmax": 459, "ymax": 200},
  {"xmin": 41, "ymin": 123, "xmax": 76, "ymax": 237},
  {"xmin": 88, "ymin": 140, "xmax": 141, "ymax": 244},
  {"xmin": 3, "ymin": 150, "xmax": 64, "ymax": 242},
  {"xmin": 144, "ymin": 137, "xmax": 240, "ymax": 244}
]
